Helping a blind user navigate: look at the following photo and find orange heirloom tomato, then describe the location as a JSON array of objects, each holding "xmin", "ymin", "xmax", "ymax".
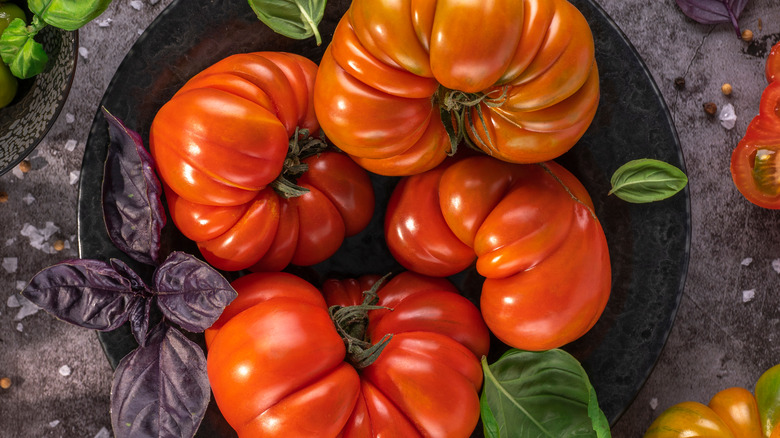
[
  {"xmin": 206, "ymin": 271, "xmax": 490, "ymax": 438},
  {"xmin": 731, "ymin": 41, "xmax": 780, "ymax": 209},
  {"xmin": 313, "ymin": 0, "xmax": 600, "ymax": 176},
  {"xmin": 150, "ymin": 52, "xmax": 374, "ymax": 271},
  {"xmin": 384, "ymin": 155, "xmax": 611, "ymax": 351}
]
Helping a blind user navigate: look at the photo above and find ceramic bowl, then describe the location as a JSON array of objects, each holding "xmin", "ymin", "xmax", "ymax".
[{"xmin": 0, "ymin": 25, "xmax": 77, "ymax": 175}]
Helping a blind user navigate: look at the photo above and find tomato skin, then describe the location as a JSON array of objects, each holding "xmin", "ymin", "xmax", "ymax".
[
  {"xmin": 708, "ymin": 387, "xmax": 763, "ymax": 438},
  {"xmin": 643, "ymin": 401, "xmax": 737, "ymax": 438},
  {"xmin": 150, "ymin": 52, "xmax": 374, "ymax": 271},
  {"xmin": 314, "ymin": 0, "xmax": 599, "ymax": 175},
  {"xmin": 385, "ymin": 156, "xmax": 611, "ymax": 350},
  {"xmin": 730, "ymin": 81, "xmax": 780, "ymax": 209},
  {"xmin": 766, "ymin": 41, "xmax": 780, "ymax": 83},
  {"xmin": 207, "ymin": 271, "xmax": 489, "ymax": 438}
]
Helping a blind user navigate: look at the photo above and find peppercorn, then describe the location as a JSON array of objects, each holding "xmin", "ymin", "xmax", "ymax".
[
  {"xmin": 722, "ymin": 83, "xmax": 733, "ymax": 96},
  {"xmin": 0, "ymin": 191, "xmax": 7, "ymax": 203},
  {"xmin": 742, "ymin": 29, "xmax": 754, "ymax": 42},
  {"xmin": 53, "ymin": 240, "xmax": 65, "ymax": 251},
  {"xmin": 0, "ymin": 377, "xmax": 11, "ymax": 389},
  {"xmin": 703, "ymin": 102, "xmax": 717, "ymax": 115},
  {"xmin": 674, "ymin": 77, "xmax": 686, "ymax": 90},
  {"xmin": 758, "ymin": 19, "xmax": 763, "ymax": 32},
  {"xmin": 18, "ymin": 160, "xmax": 31, "ymax": 173}
]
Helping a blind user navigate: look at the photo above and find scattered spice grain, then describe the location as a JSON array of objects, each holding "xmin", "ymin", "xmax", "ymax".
[
  {"xmin": 0, "ymin": 191, "xmax": 7, "ymax": 203},
  {"xmin": 742, "ymin": 29, "xmax": 754, "ymax": 42},
  {"xmin": 722, "ymin": 83, "xmax": 733, "ymax": 96},
  {"xmin": 703, "ymin": 102, "xmax": 718, "ymax": 115},
  {"xmin": 674, "ymin": 77, "xmax": 686, "ymax": 90},
  {"xmin": 18, "ymin": 160, "xmax": 31, "ymax": 173},
  {"xmin": 0, "ymin": 377, "xmax": 11, "ymax": 389},
  {"xmin": 53, "ymin": 240, "xmax": 65, "ymax": 251}
]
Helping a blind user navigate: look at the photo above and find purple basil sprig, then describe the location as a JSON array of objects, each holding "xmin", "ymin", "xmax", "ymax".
[
  {"xmin": 675, "ymin": 0, "xmax": 750, "ymax": 36},
  {"xmin": 21, "ymin": 111, "xmax": 237, "ymax": 438},
  {"xmin": 102, "ymin": 107, "xmax": 166, "ymax": 266},
  {"xmin": 111, "ymin": 322, "xmax": 210, "ymax": 438}
]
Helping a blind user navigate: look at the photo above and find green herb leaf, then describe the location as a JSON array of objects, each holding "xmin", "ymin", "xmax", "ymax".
[
  {"xmin": 0, "ymin": 18, "xmax": 48, "ymax": 79},
  {"xmin": 248, "ymin": 0, "xmax": 325, "ymax": 46},
  {"xmin": 28, "ymin": 0, "xmax": 113, "ymax": 31},
  {"xmin": 480, "ymin": 349, "xmax": 611, "ymax": 438},
  {"xmin": 608, "ymin": 158, "xmax": 688, "ymax": 203}
]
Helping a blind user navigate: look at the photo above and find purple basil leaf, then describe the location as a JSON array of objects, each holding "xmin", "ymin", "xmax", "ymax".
[
  {"xmin": 675, "ymin": 0, "xmax": 750, "ymax": 35},
  {"xmin": 102, "ymin": 107, "xmax": 166, "ymax": 267},
  {"xmin": 153, "ymin": 252, "xmax": 237, "ymax": 333},
  {"xmin": 111, "ymin": 323, "xmax": 209, "ymax": 438},
  {"xmin": 22, "ymin": 259, "xmax": 143, "ymax": 331},
  {"xmin": 128, "ymin": 298, "xmax": 153, "ymax": 346}
]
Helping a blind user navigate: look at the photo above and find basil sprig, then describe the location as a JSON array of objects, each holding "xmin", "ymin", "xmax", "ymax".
[
  {"xmin": 0, "ymin": 0, "xmax": 113, "ymax": 80},
  {"xmin": 248, "ymin": 0, "xmax": 326, "ymax": 46},
  {"xmin": 480, "ymin": 349, "xmax": 611, "ymax": 438},
  {"xmin": 21, "ymin": 109, "xmax": 237, "ymax": 438},
  {"xmin": 0, "ymin": 16, "xmax": 48, "ymax": 79},
  {"xmin": 609, "ymin": 158, "xmax": 688, "ymax": 203}
]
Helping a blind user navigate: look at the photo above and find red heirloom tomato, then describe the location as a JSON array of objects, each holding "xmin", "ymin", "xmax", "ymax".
[
  {"xmin": 150, "ymin": 52, "xmax": 374, "ymax": 271},
  {"xmin": 313, "ymin": 0, "xmax": 600, "ymax": 176},
  {"xmin": 206, "ymin": 271, "xmax": 490, "ymax": 438},
  {"xmin": 731, "ymin": 41, "xmax": 780, "ymax": 209},
  {"xmin": 385, "ymin": 156, "xmax": 611, "ymax": 351}
]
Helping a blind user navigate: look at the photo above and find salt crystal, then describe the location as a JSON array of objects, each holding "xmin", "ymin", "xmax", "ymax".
[
  {"xmin": 15, "ymin": 281, "xmax": 26, "ymax": 291},
  {"xmin": 48, "ymin": 420, "xmax": 60, "ymax": 428},
  {"xmin": 2, "ymin": 257, "xmax": 17, "ymax": 273},
  {"xmin": 741, "ymin": 257, "xmax": 753, "ymax": 266},
  {"xmin": 94, "ymin": 427, "xmax": 111, "ymax": 438},
  {"xmin": 7, "ymin": 295, "xmax": 19, "ymax": 308},
  {"xmin": 78, "ymin": 47, "xmax": 89, "ymax": 59},
  {"xmin": 12, "ymin": 166, "xmax": 23, "ymax": 179},
  {"xmin": 96, "ymin": 18, "xmax": 112, "ymax": 27},
  {"xmin": 743, "ymin": 289, "xmax": 756, "ymax": 303},
  {"xmin": 58, "ymin": 365, "xmax": 71, "ymax": 377},
  {"xmin": 21, "ymin": 222, "xmax": 60, "ymax": 251},
  {"xmin": 719, "ymin": 103, "xmax": 737, "ymax": 130},
  {"xmin": 130, "ymin": 0, "xmax": 143, "ymax": 10},
  {"xmin": 772, "ymin": 259, "xmax": 780, "ymax": 274},
  {"xmin": 5, "ymin": 238, "xmax": 15, "ymax": 246},
  {"xmin": 69, "ymin": 170, "xmax": 80, "ymax": 185},
  {"xmin": 22, "ymin": 193, "xmax": 35, "ymax": 205},
  {"xmin": 65, "ymin": 113, "xmax": 75, "ymax": 124},
  {"xmin": 16, "ymin": 323, "xmax": 23, "ymax": 332},
  {"xmin": 649, "ymin": 397, "xmax": 658, "ymax": 410},
  {"xmin": 13, "ymin": 295, "xmax": 40, "ymax": 320},
  {"xmin": 64, "ymin": 139, "xmax": 77, "ymax": 152}
]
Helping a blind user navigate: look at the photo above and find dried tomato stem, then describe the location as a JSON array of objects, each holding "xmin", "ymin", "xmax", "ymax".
[
  {"xmin": 435, "ymin": 85, "xmax": 509, "ymax": 156},
  {"xmin": 328, "ymin": 274, "xmax": 394, "ymax": 369},
  {"xmin": 270, "ymin": 127, "xmax": 329, "ymax": 198}
]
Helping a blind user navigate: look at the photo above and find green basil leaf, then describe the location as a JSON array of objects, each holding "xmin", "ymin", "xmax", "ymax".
[
  {"xmin": 248, "ymin": 0, "xmax": 325, "ymax": 46},
  {"xmin": 480, "ymin": 349, "xmax": 611, "ymax": 438},
  {"xmin": 0, "ymin": 18, "xmax": 48, "ymax": 79},
  {"xmin": 28, "ymin": 0, "xmax": 112, "ymax": 31},
  {"xmin": 608, "ymin": 158, "xmax": 688, "ymax": 203}
]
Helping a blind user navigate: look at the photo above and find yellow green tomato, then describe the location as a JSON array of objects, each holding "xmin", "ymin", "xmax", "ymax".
[
  {"xmin": 0, "ymin": 1, "xmax": 26, "ymax": 108},
  {"xmin": 0, "ymin": 2, "xmax": 26, "ymax": 34}
]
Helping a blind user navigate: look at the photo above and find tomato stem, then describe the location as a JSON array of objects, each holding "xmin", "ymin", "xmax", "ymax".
[
  {"xmin": 328, "ymin": 273, "xmax": 394, "ymax": 369},
  {"xmin": 436, "ymin": 86, "xmax": 509, "ymax": 156},
  {"xmin": 270, "ymin": 127, "xmax": 329, "ymax": 198}
]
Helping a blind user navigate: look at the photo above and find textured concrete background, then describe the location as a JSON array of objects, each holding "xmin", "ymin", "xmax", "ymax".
[{"xmin": 1, "ymin": 0, "xmax": 779, "ymax": 436}]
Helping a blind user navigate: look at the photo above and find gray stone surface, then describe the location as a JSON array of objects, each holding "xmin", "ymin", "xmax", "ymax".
[{"xmin": 0, "ymin": 0, "xmax": 778, "ymax": 436}]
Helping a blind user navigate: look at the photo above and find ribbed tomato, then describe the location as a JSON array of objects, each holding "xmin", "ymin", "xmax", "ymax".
[
  {"xmin": 149, "ymin": 52, "xmax": 374, "ymax": 271},
  {"xmin": 313, "ymin": 0, "xmax": 599, "ymax": 176},
  {"xmin": 731, "ymin": 41, "xmax": 780, "ymax": 209},
  {"xmin": 384, "ymin": 156, "xmax": 611, "ymax": 350},
  {"xmin": 205, "ymin": 271, "xmax": 490, "ymax": 437}
]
